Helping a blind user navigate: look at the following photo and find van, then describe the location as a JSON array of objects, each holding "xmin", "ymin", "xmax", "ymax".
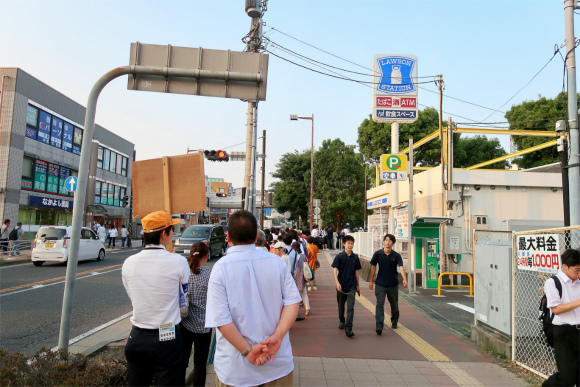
[
  {"xmin": 173, "ymin": 224, "xmax": 226, "ymax": 259},
  {"xmin": 31, "ymin": 226, "xmax": 106, "ymax": 267}
]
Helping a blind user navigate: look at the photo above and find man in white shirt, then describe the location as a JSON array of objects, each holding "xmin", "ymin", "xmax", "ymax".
[
  {"xmin": 0, "ymin": 219, "xmax": 10, "ymax": 254},
  {"xmin": 122, "ymin": 211, "xmax": 188, "ymax": 387},
  {"xmin": 542, "ymin": 248, "xmax": 580, "ymax": 387},
  {"xmin": 206, "ymin": 210, "xmax": 301, "ymax": 387}
]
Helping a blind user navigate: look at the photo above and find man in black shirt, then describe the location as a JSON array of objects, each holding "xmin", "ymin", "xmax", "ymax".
[
  {"xmin": 369, "ymin": 234, "xmax": 407, "ymax": 335},
  {"xmin": 331, "ymin": 235, "xmax": 361, "ymax": 337}
]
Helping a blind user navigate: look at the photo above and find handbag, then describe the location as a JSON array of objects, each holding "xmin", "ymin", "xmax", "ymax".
[
  {"xmin": 316, "ymin": 260, "xmax": 320, "ymax": 269},
  {"xmin": 179, "ymin": 283, "xmax": 189, "ymax": 319},
  {"xmin": 303, "ymin": 260, "xmax": 313, "ymax": 281}
]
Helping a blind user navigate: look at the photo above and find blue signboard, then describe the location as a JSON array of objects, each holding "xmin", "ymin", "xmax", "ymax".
[
  {"xmin": 375, "ymin": 109, "xmax": 417, "ymax": 120},
  {"xmin": 263, "ymin": 208, "xmax": 272, "ymax": 216},
  {"xmin": 367, "ymin": 197, "xmax": 388, "ymax": 209},
  {"xmin": 50, "ymin": 117, "xmax": 63, "ymax": 148},
  {"xmin": 29, "ymin": 195, "xmax": 72, "ymax": 209},
  {"xmin": 376, "ymin": 56, "xmax": 417, "ymax": 94},
  {"xmin": 25, "ymin": 126, "xmax": 37, "ymax": 140},
  {"xmin": 59, "ymin": 167, "xmax": 71, "ymax": 195},
  {"xmin": 62, "ymin": 122, "xmax": 73, "ymax": 152},
  {"xmin": 37, "ymin": 111, "xmax": 52, "ymax": 144}
]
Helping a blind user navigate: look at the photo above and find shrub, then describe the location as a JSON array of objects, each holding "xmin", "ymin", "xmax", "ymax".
[{"xmin": 0, "ymin": 347, "xmax": 127, "ymax": 386}]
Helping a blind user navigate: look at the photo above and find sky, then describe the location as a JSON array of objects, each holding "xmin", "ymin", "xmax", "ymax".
[{"xmin": 0, "ymin": 0, "xmax": 573, "ymax": 190}]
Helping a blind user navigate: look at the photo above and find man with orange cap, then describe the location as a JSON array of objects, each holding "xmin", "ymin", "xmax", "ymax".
[{"xmin": 122, "ymin": 211, "xmax": 189, "ymax": 387}]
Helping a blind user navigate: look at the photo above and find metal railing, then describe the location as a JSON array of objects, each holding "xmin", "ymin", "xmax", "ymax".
[
  {"xmin": 437, "ymin": 272, "xmax": 473, "ymax": 296},
  {"xmin": 347, "ymin": 232, "xmax": 374, "ymax": 258},
  {"xmin": 1, "ymin": 240, "xmax": 32, "ymax": 256}
]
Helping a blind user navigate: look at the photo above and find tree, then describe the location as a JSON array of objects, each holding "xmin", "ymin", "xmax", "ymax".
[
  {"xmin": 270, "ymin": 150, "xmax": 311, "ymax": 223},
  {"xmin": 313, "ymin": 139, "xmax": 365, "ymax": 228},
  {"xmin": 505, "ymin": 92, "xmax": 578, "ymax": 169},
  {"xmin": 454, "ymin": 135, "xmax": 508, "ymax": 169}
]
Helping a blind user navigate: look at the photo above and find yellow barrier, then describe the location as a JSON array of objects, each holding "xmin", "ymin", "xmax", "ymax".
[{"xmin": 437, "ymin": 272, "xmax": 473, "ymax": 296}]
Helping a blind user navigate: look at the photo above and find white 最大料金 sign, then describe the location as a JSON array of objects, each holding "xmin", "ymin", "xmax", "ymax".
[
  {"xmin": 393, "ymin": 206, "xmax": 409, "ymax": 240},
  {"xmin": 372, "ymin": 54, "xmax": 418, "ymax": 123},
  {"xmin": 516, "ymin": 233, "xmax": 561, "ymax": 273}
]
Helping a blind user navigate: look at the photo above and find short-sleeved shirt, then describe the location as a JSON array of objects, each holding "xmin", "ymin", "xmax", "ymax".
[
  {"xmin": 122, "ymin": 246, "xmax": 190, "ymax": 329},
  {"xmin": 15, "ymin": 227, "xmax": 24, "ymax": 240},
  {"xmin": 545, "ymin": 271, "xmax": 580, "ymax": 326},
  {"xmin": 121, "ymin": 228, "xmax": 128, "ymax": 237},
  {"xmin": 370, "ymin": 249, "xmax": 403, "ymax": 288},
  {"xmin": 331, "ymin": 251, "xmax": 361, "ymax": 291},
  {"xmin": 205, "ymin": 244, "xmax": 301, "ymax": 387},
  {"xmin": 307, "ymin": 243, "xmax": 319, "ymax": 270}
]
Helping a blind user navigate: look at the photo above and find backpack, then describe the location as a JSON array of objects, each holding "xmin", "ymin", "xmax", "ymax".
[
  {"xmin": 8, "ymin": 227, "xmax": 19, "ymax": 241},
  {"xmin": 539, "ymin": 276, "xmax": 562, "ymax": 347}
]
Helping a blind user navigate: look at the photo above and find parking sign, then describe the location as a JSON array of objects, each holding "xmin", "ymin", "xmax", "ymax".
[
  {"xmin": 380, "ymin": 154, "xmax": 408, "ymax": 181},
  {"xmin": 372, "ymin": 54, "xmax": 418, "ymax": 124}
]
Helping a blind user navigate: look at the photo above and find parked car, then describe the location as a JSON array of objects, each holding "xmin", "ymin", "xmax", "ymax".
[
  {"xmin": 31, "ymin": 226, "xmax": 106, "ymax": 267},
  {"xmin": 173, "ymin": 224, "xmax": 226, "ymax": 259}
]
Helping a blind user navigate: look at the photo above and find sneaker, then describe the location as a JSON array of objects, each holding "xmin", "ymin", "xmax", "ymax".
[
  {"xmin": 296, "ymin": 316, "xmax": 305, "ymax": 321},
  {"xmin": 345, "ymin": 329, "xmax": 354, "ymax": 337},
  {"xmin": 308, "ymin": 286, "xmax": 312, "ymax": 291},
  {"xmin": 313, "ymin": 286, "xmax": 318, "ymax": 290},
  {"xmin": 338, "ymin": 322, "xmax": 345, "ymax": 329}
]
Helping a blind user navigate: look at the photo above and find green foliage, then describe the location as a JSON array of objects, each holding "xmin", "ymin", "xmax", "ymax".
[
  {"xmin": 0, "ymin": 347, "xmax": 127, "ymax": 386},
  {"xmin": 454, "ymin": 135, "xmax": 508, "ymax": 169},
  {"xmin": 270, "ymin": 150, "xmax": 311, "ymax": 224},
  {"xmin": 313, "ymin": 139, "xmax": 366, "ymax": 227},
  {"xmin": 505, "ymin": 92, "xmax": 578, "ymax": 169}
]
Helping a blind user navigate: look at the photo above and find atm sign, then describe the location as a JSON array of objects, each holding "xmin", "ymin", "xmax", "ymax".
[{"xmin": 376, "ymin": 97, "xmax": 416, "ymax": 108}]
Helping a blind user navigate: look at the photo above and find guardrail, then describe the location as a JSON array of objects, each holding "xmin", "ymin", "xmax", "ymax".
[{"xmin": 437, "ymin": 272, "xmax": 473, "ymax": 296}]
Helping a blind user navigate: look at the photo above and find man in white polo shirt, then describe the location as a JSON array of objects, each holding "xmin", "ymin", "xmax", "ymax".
[
  {"xmin": 206, "ymin": 210, "xmax": 301, "ymax": 387},
  {"xmin": 122, "ymin": 211, "xmax": 189, "ymax": 387}
]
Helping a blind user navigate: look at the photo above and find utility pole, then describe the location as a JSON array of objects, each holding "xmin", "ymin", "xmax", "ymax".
[
  {"xmin": 389, "ymin": 122, "xmax": 399, "ymax": 236},
  {"xmin": 564, "ymin": 0, "xmax": 580, "ymax": 226},
  {"xmin": 260, "ymin": 129, "xmax": 266, "ymax": 229},
  {"xmin": 437, "ymin": 75, "xmax": 446, "ymax": 217}
]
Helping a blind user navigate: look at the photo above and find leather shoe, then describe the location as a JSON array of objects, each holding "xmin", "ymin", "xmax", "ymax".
[
  {"xmin": 392, "ymin": 323, "xmax": 398, "ymax": 329},
  {"xmin": 376, "ymin": 329, "xmax": 382, "ymax": 335},
  {"xmin": 345, "ymin": 329, "xmax": 354, "ymax": 337},
  {"xmin": 338, "ymin": 322, "xmax": 345, "ymax": 329},
  {"xmin": 296, "ymin": 316, "xmax": 305, "ymax": 321}
]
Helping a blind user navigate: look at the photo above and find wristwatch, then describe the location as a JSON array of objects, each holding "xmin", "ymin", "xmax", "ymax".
[{"xmin": 242, "ymin": 344, "xmax": 252, "ymax": 357}]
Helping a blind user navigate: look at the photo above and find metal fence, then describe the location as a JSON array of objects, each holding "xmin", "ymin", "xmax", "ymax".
[
  {"xmin": 512, "ymin": 226, "xmax": 580, "ymax": 378},
  {"xmin": 347, "ymin": 232, "xmax": 374, "ymax": 258},
  {"xmin": 1, "ymin": 240, "xmax": 32, "ymax": 256}
]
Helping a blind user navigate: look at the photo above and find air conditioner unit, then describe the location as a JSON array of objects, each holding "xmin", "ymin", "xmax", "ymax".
[{"xmin": 472, "ymin": 215, "xmax": 488, "ymax": 230}]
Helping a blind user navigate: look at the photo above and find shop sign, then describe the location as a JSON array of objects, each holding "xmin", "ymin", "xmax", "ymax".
[
  {"xmin": 29, "ymin": 195, "xmax": 72, "ymax": 209},
  {"xmin": 34, "ymin": 160, "xmax": 48, "ymax": 191},
  {"xmin": 47, "ymin": 163, "xmax": 60, "ymax": 194}
]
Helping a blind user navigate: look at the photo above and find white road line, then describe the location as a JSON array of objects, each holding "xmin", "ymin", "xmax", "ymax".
[
  {"xmin": 448, "ymin": 302, "xmax": 475, "ymax": 314},
  {"xmin": 50, "ymin": 311, "xmax": 132, "ymax": 352},
  {"xmin": 0, "ymin": 268, "xmax": 122, "ymax": 297}
]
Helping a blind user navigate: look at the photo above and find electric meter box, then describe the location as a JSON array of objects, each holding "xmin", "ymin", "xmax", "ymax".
[{"xmin": 444, "ymin": 226, "xmax": 463, "ymax": 254}]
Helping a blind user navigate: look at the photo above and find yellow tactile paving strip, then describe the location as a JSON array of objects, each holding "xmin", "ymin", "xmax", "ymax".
[{"xmin": 323, "ymin": 252, "xmax": 483, "ymax": 386}]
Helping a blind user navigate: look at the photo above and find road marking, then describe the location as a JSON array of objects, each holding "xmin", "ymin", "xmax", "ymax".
[
  {"xmin": 0, "ymin": 264, "xmax": 122, "ymax": 294},
  {"xmin": 322, "ymin": 252, "xmax": 483, "ymax": 386},
  {"xmin": 448, "ymin": 302, "xmax": 475, "ymax": 314},
  {"xmin": 50, "ymin": 311, "xmax": 132, "ymax": 352}
]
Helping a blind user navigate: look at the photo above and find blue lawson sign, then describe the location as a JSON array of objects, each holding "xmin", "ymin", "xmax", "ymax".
[
  {"xmin": 367, "ymin": 197, "xmax": 387, "ymax": 209},
  {"xmin": 376, "ymin": 56, "xmax": 417, "ymax": 94},
  {"xmin": 30, "ymin": 195, "xmax": 72, "ymax": 209}
]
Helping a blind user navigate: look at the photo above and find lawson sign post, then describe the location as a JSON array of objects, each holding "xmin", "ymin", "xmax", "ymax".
[{"xmin": 372, "ymin": 54, "xmax": 418, "ymax": 123}]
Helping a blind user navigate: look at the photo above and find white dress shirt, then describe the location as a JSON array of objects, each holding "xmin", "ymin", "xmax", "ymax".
[
  {"xmin": 545, "ymin": 271, "xmax": 580, "ymax": 325},
  {"xmin": 122, "ymin": 246, "xmax": 190, "ymax": 329},
  {"xmin": 311, "ymin": 228, "xmax": 319, "ymax": 237},
  {"xmin": 205, "ymin": 244, "xmax": 301, "ymax": 387}
]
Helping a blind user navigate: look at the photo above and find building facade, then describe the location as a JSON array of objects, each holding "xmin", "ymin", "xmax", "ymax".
[{"xmin": 0, "ymin": 68, "xmax": 134, "ymax": 237}]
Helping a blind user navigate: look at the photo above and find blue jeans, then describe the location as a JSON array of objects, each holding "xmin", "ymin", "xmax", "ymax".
[
  {"xmin": 10, "ymin": 241, "xmax": 21, "ymax": 255},
  {"xmin": 121, "ymin": 237, "xmax": 127, "ymax": 247}
]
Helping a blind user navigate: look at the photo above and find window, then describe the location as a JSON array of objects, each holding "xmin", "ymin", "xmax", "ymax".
[
  {"xmin": 21, "ymin": 156, "xmax": 34, "ymax": 190},
  {"xmin": 109, "ymin": 152, "xmax": 117, "ymax": 173},
  {"xmin": 73, "ymin": 127, "xmax": 83, "ymax": 155},
  {"xmin": 59, "ymin": 167, "xmax": 71, "ymax": 196},
  {"xmin": 95, "ymin": 181, "xmax": 101, "ymax": 204},
  {"xmin": 107, "ymin": 183, "xmax": 114, "ymax": 205},
  {"xmin": 114, "ymin": 185, "xmax": 120, "ymax": 206},
  {"xmin": 103, "ymin": 148, "xmax": 110, "ymax": 171},
  {"xmin": 119, "ymin": 187, "xmax": 126, "ymax": 206},
  {"xmin": 97, "ymin": 147, "xmax": 103, "ymax": 169},
  {"xmin": 121, "ymin": 156, "xmax": 128, "ymax": 176},
  {"xmin": 26, "ymin": 105, "xmax": 38, "ymax": 140},
  {"xmin": 100, "ymin": 183, "xmax": 108, "ymax": 205},
  {"xmin": 116, "ymin": 154, "xmax": 122, "ymax": 174},
  {"xmin": 46, "ymin": 163, "xmax": 60, "ymax": 194}
]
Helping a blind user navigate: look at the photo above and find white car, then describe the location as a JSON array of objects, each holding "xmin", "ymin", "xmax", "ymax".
[{"xmin": 31, "ymin": 226, "xmax": 106, "ymax": 267}]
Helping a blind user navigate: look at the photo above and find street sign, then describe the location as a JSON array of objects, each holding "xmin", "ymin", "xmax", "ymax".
[
  {"xmin": 380, "ymin": 154, "xmax": 408, "ymax": 181},
  {"xmin": 372, "ymin": 54, "xmax": 418, "ymax": 123},
  {"xmin": 64, "ymin": 176, "xmax": 78, "ymax": 192},
  {"xmin": 313, "ymin": 199, "xmax": 321, "ymax": 207},
  {"xmin": 313, "ymin": 207, "xmax": 321, "ymax": 215}
]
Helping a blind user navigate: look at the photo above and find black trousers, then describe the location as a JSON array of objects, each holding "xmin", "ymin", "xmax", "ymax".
[
  {"xmin": 125, "ymin": 326, "xmax": 184, "ymax": 387},
  {"xmin": 0, "ymin": 238, "xmax": 7, "ymax": 252},
  {"xmin": 375, "ymin": 285, "xmax": 399, "ymax": 329},
  {"xmin": 543, "ymin": 324, "xmax": 580, "ymax": 387},
  {"xmin": 108, "ymin": 237, "xmax": 116, "ymax": 247},
  {"xmin": 337, "ymin": 289, "xmax": 356, "ymax": 329},
  {"xmin": 180, "ymin": 326, "xmax": 212, "ymax": 387}
]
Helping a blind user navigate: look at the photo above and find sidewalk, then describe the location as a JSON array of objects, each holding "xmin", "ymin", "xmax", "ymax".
[{"xmin": 66, "ymin": 249, "xmax": 532, "ymax": 387}]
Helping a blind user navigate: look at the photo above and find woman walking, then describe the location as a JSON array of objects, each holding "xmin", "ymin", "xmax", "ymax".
[
  {"xmin": 108, "ymin": 226, "xmax": 117, "ymax": 249},
  {"xmin": 181, "ymin": 242, "xmax": 212, "ymax": 387}
]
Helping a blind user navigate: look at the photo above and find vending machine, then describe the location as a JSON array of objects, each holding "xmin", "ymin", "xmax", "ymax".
[{"xmin": 425, "ymin": 239, "xmax": 440, "ymax": 288}]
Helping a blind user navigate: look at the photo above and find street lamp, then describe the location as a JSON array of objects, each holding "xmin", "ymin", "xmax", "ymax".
[
  {"xmin": 348, "ymin": 145, "xmax": 368, "ymax": 230},
  {"xmin": 291, "ymin": 114, "xmax": 314, "ymax": 230}
]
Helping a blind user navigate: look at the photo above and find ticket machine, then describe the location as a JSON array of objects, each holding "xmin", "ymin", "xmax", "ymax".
[{"xmin": 425, "ymin": 239, "xmax": 440, "ymax": 288}]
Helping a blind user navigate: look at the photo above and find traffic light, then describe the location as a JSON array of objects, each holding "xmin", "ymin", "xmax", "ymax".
[
  {"xmin": 216, "ymin": 193, "xmax": 227, "ymax": 197},
  {"xmin": 204, "ymin": 150, "xmax": 229, "ymax": 162},
  {"xmin": 122, "ymin": 195, "xmax": 130, "ymax": 206}
]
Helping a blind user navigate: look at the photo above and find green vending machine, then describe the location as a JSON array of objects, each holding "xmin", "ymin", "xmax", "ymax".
[{"xmin": 426, "ymin": 239, "xmax": 440, "ymax": 288}]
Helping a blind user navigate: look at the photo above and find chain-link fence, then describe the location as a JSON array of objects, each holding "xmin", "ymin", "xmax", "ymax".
[{"xmin": 512, "ymin": 226, "xmax": 580, "ymax": 378}]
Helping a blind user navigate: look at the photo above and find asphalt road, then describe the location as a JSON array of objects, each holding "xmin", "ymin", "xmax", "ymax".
[{"xmin": 0, "ymin": 246, "xmax": 223, "ymax": 355}]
